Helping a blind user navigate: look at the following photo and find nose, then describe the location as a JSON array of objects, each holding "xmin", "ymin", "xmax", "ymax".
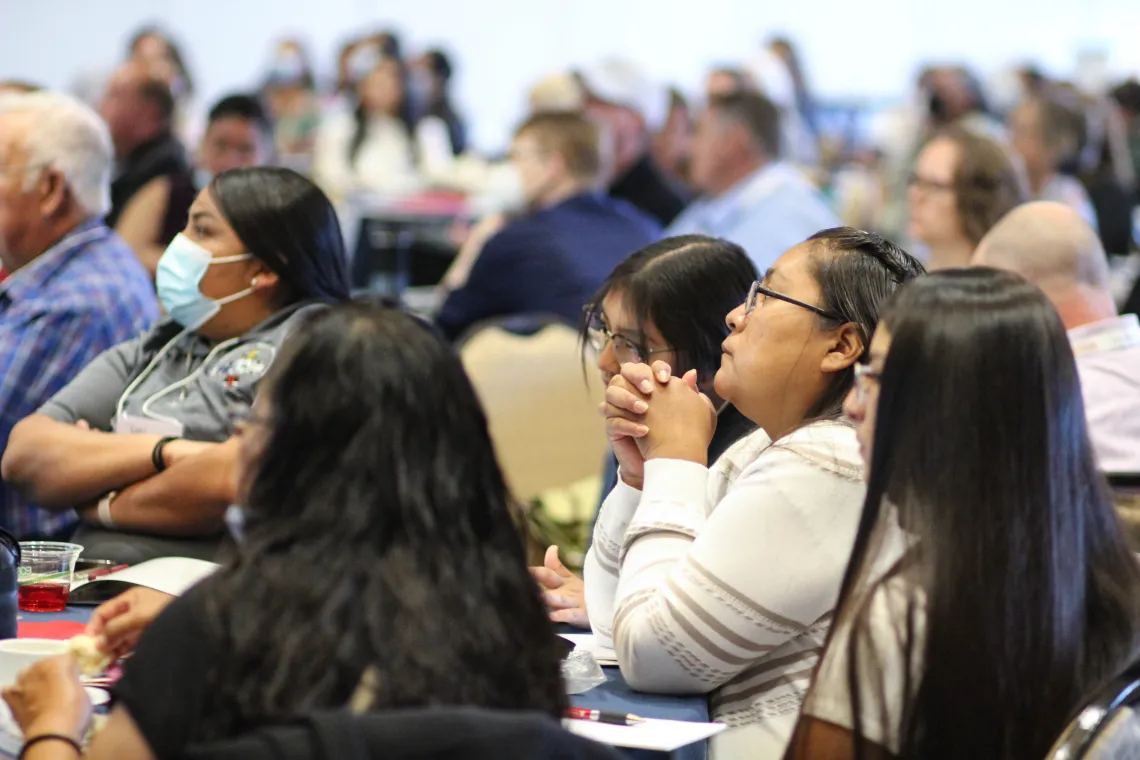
[
  {"xmin": 842, "ymin": 385, "xmax": 863, "ymax": 422},
  {"xmin": 726, "ymin": 303, "xmax": 746, "ymax": 332},
  {"xmin": 596, "ymin": 338, "xmax": 619, "ymax": 376}
]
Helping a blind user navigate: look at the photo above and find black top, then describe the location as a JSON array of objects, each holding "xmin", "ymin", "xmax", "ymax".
[
  {"xmin": 106, "ymin": 133, "xmax": 196, "ymax": 247},
  {"xmin": 112, "ymin": 587, "xmax": 216, "ymax": 758},
  {"xmin": 607, "ymin": 153, "xmax": 690, "ymax": 227}
]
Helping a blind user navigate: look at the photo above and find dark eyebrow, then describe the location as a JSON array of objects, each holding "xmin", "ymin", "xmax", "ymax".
[{"xmin": 190, "ymin": 210, "xmax": 217, "ymax": 223}]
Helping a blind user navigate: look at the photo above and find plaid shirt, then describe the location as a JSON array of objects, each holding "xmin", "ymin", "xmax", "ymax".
[{"xmin": 0, "ymin": 219, "xmax": 159, "ymax": 538}]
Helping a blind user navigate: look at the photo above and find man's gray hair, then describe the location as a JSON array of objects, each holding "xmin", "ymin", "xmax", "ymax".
[{"xmin": 0, "ymin": 91, "xmax": 113, "ymax": 217}]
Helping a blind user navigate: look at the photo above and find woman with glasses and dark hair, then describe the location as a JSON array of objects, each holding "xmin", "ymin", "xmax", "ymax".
[
  {"xmin": 3, "ymin": 167, "xmax": 351, "ymax": 562},
  {"xmin": 0, "ymin": 303, "xmax": 567, "ymax": 760},
  {"xmin": 588, "ymin": 228, "xmax": 924, "ymax": 760},
  {"xmin": 533, "ymin": 236, "xmax": 757, "ymax": 627},
  {"xmin": 787, "ymin": 268, "xmax": 1140, "ymax": 760}
]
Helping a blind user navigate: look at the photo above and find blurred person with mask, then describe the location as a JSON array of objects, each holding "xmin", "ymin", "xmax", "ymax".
[
  {"xmin": 1009, "ymin": 96, "xmax": 1098, "ymax": 229},
  {"xmin": 100, "ymin": 62, "xmax": 195, "ymax": 276},
  {"xmin": 665, "ymin": 92, "xmax": 839, "ymax": 273},
  {"xmin": 410, "ymin": 49, "xmax": 467, "ymax": 156},
  {"xmin": 974, "ymin": 201, "xmax": 1140, "ymax": 472},
  {"xmin": 436, "ymin": 111, "xmax": 658, "ymax": 341},
  {"xmin": 907, "ymin": 126, "xmax": 1024, "ymax": 270},
  {"xmin": 196, "ymin": 95, "xmax": 272, "ymax": 189},
  {"xmin": 580, "ymin": 59, "xmax": 690, "ymax": 227},
  {"xmin": 261, "ymin": 39, "xmax": 321, "ymax": 172},
  {"xmin": 0, "ymin": 92, "xmax": 158, "ymax": 540}
]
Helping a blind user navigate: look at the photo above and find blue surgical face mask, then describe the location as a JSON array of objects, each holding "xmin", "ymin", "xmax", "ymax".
[
  {"xmin": 156, "ymin": 233, "xmax": 255, "ymax": 330},
  {"xmin": 224, "ymin": 504, "xmax": 246, "ymax": 545}
]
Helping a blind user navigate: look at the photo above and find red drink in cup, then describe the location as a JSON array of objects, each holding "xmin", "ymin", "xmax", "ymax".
[{"xmin": 17, "ymin": 542, "xmax": 82, "ymax": 612}]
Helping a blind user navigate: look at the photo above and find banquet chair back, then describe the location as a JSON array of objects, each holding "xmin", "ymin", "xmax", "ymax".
[
  {"xmin": 182, "ymin": 707, "xmax": 624, "ymax": 760},
  {"xmin": 1105, "ymin": 473, "xmax": 1140, "ymax": 551},
  {"xmin": 458, "ymin": 315, "xmax": 608, "ymax": 504},
  {"xmin": 1046, "ymin": 656, "xmax": 1140, "ymax": 759}
]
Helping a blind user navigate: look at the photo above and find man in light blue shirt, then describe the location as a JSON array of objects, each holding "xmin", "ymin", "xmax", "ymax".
[{"xmin": 666, "ymin": 91, "xmax": 839, "ymax": 271}]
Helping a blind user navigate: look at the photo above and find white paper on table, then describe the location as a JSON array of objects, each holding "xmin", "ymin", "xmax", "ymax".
[
  {"xmin": 558, "ymin": 633, "xmax": 619, "ymax": 666},
  {"xmin": 563, "ymin": 717, "xmax": 726, "ymax": 751},
  {"xmin": 70, "ymin": 557, "xmax": 219, "ymax": 597}
]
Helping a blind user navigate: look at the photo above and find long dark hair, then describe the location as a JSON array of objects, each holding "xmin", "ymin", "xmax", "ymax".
[
  {"xmin": 831, "ymin": 269, "xmax": 1140, "ymax": 760},
  {"xmin": 804, "ymin": 228, "xmax": 926, "ymax": 419},
  {"xmin": 209, "ymin": 167, "xmax": 351, "ymax": 306},
  {"xmin": 198, "ymin": 303, "xmax": 566, "ymax": 738},
  {"xmin": 582, "ymin": 235, "xmax": 757, "ymax": 385},
  {"xmin": 128, "ymin": 26, "xmax": 195, "ymax": 97},
  {"xmin": 349, "ymin": 57, "xmax": 417, "ymax": 166}
]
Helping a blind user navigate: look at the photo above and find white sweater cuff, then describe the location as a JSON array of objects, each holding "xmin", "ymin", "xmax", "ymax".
[{"xmin": 641, "ymin": 458, "xmax": 709, "ymax": 513}]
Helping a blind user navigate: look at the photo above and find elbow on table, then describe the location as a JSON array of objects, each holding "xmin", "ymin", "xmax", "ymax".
[{"xmin": 614, "ymin": 623, "xmax": 712, "ymax": 696}]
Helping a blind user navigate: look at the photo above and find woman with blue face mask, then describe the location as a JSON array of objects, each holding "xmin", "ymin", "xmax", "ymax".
[{"xmin": 2, "ymin": 166, "xmax": 351, "ymax": 562}]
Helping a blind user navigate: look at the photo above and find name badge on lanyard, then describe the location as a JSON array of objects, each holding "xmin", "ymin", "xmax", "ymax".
[{"xmin": 113, "ymin": 413, "xmax": 185, "ymax": 438}]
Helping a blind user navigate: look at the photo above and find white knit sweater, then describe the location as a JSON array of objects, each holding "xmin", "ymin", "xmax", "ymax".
[{"xmin": 584, "ymin": 420, "xmax": 865, "ymax": 760}]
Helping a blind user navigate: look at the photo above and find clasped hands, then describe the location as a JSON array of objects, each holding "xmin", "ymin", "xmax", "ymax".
[{"xmin": 602, "ymin": 361, "xmax": 717, "ymax": 491}]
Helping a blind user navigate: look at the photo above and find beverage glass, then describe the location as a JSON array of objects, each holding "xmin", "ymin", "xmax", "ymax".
[{"xmin": 17, "ymin": 542, "xmax": 82, "ymax": 612}]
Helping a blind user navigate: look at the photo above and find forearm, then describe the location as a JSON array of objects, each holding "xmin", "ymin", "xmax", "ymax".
[
  {"xmin": 584, "ymin": 477, "xmax": 642, "ymax": 645},
  {"xmin": 2, "ymin": 416, "xmax": 163, "ymax": 509},
  {"xmin": 612, "ymin": 459, "xmax": 713, "ymax": 693},
  {"xmin": 99, "ymin": 443, "xmax": 237, "ymax": 536}
]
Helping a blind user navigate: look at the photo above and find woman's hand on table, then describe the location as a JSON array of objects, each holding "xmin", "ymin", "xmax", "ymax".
[
  {"xmin": 2, "ymin": 655, "xmax": 90, "ymax": 742},
  {"xmin": 87, "ymin": 587, "xmax": 176, "ymax": 659},
  {"xmin": 531, "ymin": 546, "xmax": 589, "ymax": 628}
]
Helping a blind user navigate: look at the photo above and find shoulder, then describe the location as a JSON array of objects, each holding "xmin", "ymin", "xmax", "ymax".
[{"xmin": 743, "ymin": 421, "xmax": 863, "ymax": 482}]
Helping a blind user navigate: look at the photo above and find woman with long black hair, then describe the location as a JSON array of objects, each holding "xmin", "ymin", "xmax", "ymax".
[
  {"xmin": 312, "ymin": 55, "xmax": 452, "ymax": 201},
  {"xmin": 1, "ymin": 303, "xmax": 567, "ymax": 760},
  {"xmin": 4, "ymin": 167, "xmax": 351, "ymax": 561},
  {"xmin": 787, "ymin": 268, "xmax": 1140, "ymax": 760}
]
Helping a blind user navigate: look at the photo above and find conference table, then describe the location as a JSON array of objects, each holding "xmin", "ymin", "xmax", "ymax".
[{"xmin": 14, "ymin": 610, "xmax": 710, "ymax": 760}]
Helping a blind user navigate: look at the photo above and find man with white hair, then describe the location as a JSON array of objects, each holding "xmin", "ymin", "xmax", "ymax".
[
  {"xmin": 579, "ymin": 59, "xmax": 689, "ymax": 226},
  {"xmin": 0, "ymin": 91, "xmax": 158, "ymax": 539},
  {"xmin": 973, "ymin": 201, "xmax": 1140, "ymax": 472}
]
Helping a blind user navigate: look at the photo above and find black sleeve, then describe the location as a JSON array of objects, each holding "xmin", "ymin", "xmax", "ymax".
[{"xmin": 112, "ymin": 586, "xmax": 216, "ymax": 758}]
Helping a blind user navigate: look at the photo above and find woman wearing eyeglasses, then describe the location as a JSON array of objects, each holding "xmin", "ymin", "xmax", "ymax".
[
  {"xmin": 907, "ymin": 126, "xmax": 1023, "ymax": 271},
  {"xmin": 587, "ymin": 228, "xmax": 925, "ymax": 760},
  {"xmin": 533, "ymin": 236, "xmax": 757, "ymax": 627}
]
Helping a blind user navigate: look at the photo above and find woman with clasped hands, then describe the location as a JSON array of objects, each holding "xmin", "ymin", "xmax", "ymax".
[{"xmin": 584, "ymin": 228, "xmax": 925, "ymax": 760}]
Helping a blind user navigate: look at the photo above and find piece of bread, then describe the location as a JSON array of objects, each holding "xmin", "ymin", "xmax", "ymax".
[{"xmin": 68, "ymin": 634, "xmax": 112, "ymax": 676}]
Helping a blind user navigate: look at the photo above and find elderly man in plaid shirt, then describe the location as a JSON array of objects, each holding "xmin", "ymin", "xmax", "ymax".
[{"xmin": 0, "ymin": 91, "xmax": 158, "ymax": 539}]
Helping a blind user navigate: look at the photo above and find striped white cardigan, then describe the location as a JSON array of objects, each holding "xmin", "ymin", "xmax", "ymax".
[{"xmin": 584, "ymin": 421, "xmax": 865, "ymax": 760}]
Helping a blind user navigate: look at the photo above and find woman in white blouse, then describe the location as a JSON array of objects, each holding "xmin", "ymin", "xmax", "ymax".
[
  {"xmin": 587, "ymin": 228, "xmax": 925, "ymax": 759},
  {"xmin": 788, "ymin": 268, "xmax": 1140, "ymax": 760},
  {"xmin": 311, "ymin": 56, "xmax": 453, "ymax": 201}
]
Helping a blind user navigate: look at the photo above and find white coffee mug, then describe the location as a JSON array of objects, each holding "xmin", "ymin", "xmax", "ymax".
[{"xmin": 0, "ymin": 639, "xmax": 68, "ymax": 688}]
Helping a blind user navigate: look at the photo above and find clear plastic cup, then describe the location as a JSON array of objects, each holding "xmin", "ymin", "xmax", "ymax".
[{"xmin": 17, "ymin": 542, "xmax": 82, "ymax": 612}]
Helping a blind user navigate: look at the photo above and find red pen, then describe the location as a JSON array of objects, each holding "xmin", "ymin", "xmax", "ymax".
[
  {"xmin": 565, "ymin": 707, "xmax": 644, "ymax": 726},
  {"xmin": 86, "ymin": 564, "xmax": 129, "ymax": 581}
]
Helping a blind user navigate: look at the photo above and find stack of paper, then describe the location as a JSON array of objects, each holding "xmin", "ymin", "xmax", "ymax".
[{"xmin": 69, "ymin": 557, "xmax": 219, "ymax": 604}]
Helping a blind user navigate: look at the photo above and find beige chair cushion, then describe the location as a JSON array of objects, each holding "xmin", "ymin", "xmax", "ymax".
[{"xmin": 460, "ymin": 322, "xmax": 608, "ymax": 504}]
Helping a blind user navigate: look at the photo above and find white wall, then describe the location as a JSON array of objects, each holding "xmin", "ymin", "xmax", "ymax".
[{"xmin": 2, "ymin": 0, "xmax": 1139, "ymax": 151}]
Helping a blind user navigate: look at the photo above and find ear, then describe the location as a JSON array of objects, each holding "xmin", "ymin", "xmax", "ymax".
[
  {"xmin": 37, "ymin": 168, "xmax": 68, "ymax": 219},
  {"xmin": 249, "ymin": 261, "xmax": 280, "ymax": 293},
  {"xmin": 820, "ymin": 323, "xmax": 866, "ymax": 374}
]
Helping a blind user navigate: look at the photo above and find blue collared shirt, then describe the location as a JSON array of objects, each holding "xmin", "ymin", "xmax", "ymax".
[
  {"xmin": 0, "ymin": 219, "xmax": 159, "ymax": 538},
  {"xmin": 665, "ymin": 162, "xmax": 841, "ymax": 272}
]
